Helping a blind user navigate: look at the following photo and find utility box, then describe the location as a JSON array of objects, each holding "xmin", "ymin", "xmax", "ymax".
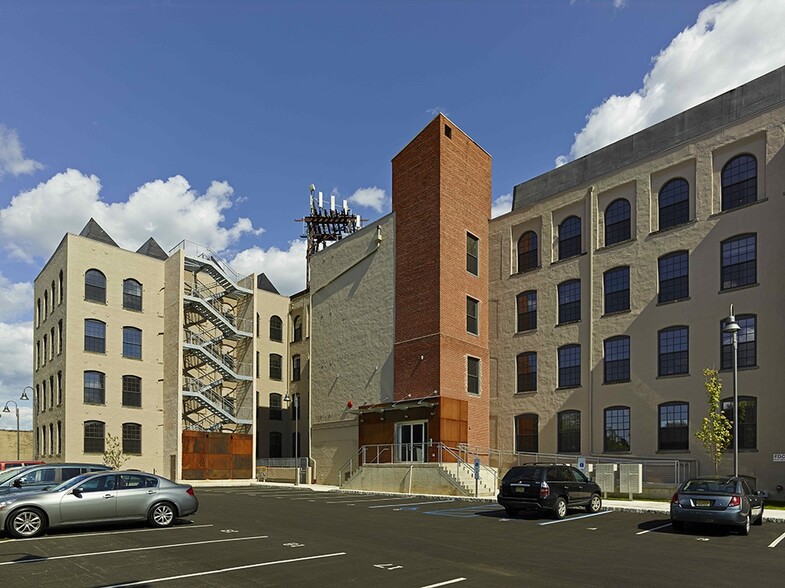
[
  {"xmin": 594, "ymin": 463, "xmax": 617, "ymax": 495},
  {"xmin": 619, "ymin": 464, "xmax": 643, "ymax": 496}
]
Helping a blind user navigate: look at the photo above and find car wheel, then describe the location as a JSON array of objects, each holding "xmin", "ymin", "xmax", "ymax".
[
  {"xmin": 504, "ymin": 507, "xmax": 519, "ymax": 517},
  {"xmin": 148, "ymin": 502, "xmax": 176, "ymax": 528},
  {"xmin": 753, "ymin": 507, "xmax": 764, "ymax": 526},
  {"xmin": 671, "ymin": 520, "xmax": 685, "ymax": 532},
  {"xmin": 552, "ymin": 497, "xmax": 567, "ymax": 519},
  {"xmin": 586, "ymin": 494, "xmax": 602, "ymax": 514},
  {"xmin": 740, "ymin": 514, "xmax": 751, "ymax": 535},
  {"xmin": 7, "ymin": 507, "xmax": 47, "ymax": 539}
]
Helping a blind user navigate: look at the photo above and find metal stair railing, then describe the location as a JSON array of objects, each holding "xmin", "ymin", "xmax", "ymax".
[
  {"xmin": 183, "ymin": 330, "xmax": 252, "ymax": 380},
  {"xmin": 184, "ymin": 290, "xmax": 253, "ymax": 337},
  {"xmin": 172, "ymin": 240, "xmax": 253, "ymax": 295}
]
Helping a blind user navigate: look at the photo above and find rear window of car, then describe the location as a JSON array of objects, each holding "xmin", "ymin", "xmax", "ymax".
[
  {"xmin": 683, "ymin": 479, "xmax": 736, "ymax": 494},
  {"xmin": 503, "ymin": 467, "xmax": 543, "ymax": 482}
]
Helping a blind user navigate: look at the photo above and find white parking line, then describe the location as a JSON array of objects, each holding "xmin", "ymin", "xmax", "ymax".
[
  {"xmin": 0, "ymin": 535, "xmax": 268, "ymax": 566},
  {"xmin": 105, "ymin": 552, "xmax": 347, "ymax": 586},
  {"xmin": 636, "ymin": 523, "xmax": 673, "ymax": 535},
  {"xmin": 326, "ymin": 497, "xmax": 401, "ymax": 504},
  {"xmin": 368, "ymin": 500, "xmax": 455, "ymax": 509},
  {"xmin": 769, "ymin": 530, "xmax": 785, "ymax": 548},
  {"xmin": 0, "ymin": 524, "xmax": 215, "ymax": 543},
  {"xmin": 420, "ymin": 578, "xmax": 467, "ymax": 588},
  {"xmin": 538, "ymin": 511, "xmax": 612, "ymax": 525}
]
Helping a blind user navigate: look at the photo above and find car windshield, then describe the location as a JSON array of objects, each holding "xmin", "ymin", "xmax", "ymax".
[
  {"xmin": 52, "ymin": 473, "xmax": 95, "ymax": 492},
  {"xmin": 683, "ymin": 479, "xmax": 736, "ymax": 494},
  {"xmin": 503, "ymin": 467, "xmax": 542, "ymax": 482}
]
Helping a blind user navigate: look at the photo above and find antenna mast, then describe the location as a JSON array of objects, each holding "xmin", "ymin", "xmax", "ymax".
[{"xmin": 297, "ymin": 184, "xmax": 363, "ymax": 287}]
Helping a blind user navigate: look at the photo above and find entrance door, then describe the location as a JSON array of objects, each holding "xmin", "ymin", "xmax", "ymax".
[{"xmin": 396, "ymin": 421, "xmax": 426, "ymax": 463}]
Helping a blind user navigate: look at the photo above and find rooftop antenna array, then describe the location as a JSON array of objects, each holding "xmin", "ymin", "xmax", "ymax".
[{"xmin": 297, "ymin": 184, "xmax": 364, "ymax": 287}]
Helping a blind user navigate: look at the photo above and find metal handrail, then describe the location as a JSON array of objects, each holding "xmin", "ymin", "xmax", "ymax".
[
  {"xmin": 183, "ymin": 330, "xmax": 252, "ymax": 378},
  {"xmin": 185, "ymin": 287, "xmax": 253, "ymax": 334},
  {"xmin": 171, "ymin": 240, "xmax": 246, "ymax": 284}
]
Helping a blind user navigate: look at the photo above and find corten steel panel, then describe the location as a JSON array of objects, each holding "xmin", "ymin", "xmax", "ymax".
[
  {"xmin": 208, "ymin": 435, "xmax": 230, "ymax": 455},
  {"xmin": 182, "ymin": 432, "xmax": 253, "ymax": 480}
]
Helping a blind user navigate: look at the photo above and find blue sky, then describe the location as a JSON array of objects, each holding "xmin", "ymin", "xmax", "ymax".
[{"xmin": 1, "ymin": 0, "xmax": 784, "ymax": 428}]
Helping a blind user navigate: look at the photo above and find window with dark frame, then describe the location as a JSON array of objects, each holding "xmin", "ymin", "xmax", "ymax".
[
  {"xmin": 293, "ymin": 316, "xmax": 303, "ymax": 342},
  {"xmin": 467, "ymin": 356, "xmax": 480, "ymax": 395},
  {"xmin": 269, "ymin": 315, "xmax": 283, "ymax": 342},
  {"xmin": 658, "ymin": 402, "xmax": 689, "ymax": 451},
  {"xmin": 269, "ymin": 393, "xmax": 282, "ymax": 420},
  {"xmin": 269, "ymin": 431, "xmax": 282, "ymax": 458},
  {"xmin": 604, "ymin": 336, "xmax": 630, "ymax": 383},
  {"xmin": 85, "ymin": 269, "xmax": 106, "ymax": 303},
  {"xmin": 83, "ymin": 371, "xmax": 105, "ymax": 404},
  {"xmin": 84, "ymin": 319, "xmax": 106, "ymax": 353},
  {"xmin": 269, "ymin": 354, "xmax": 282, "ymax": 380},
  {"xmin": 557, "ymin": 410, "xmax": 581, "ymax": 453},
  {"xmin": 122, "ymin": 423, "xmax": 142, "ymax": 454},
  {"xmin": 605, "ymin": 199, "xmax": 631, "ymax": 246},
  {"xmin": 658, "ymin": 251, "xmax": 689, "ymax": 303},
  {"xmin": 123, "ymin": 279, "xmax": 142, "ymax": 311},
  {"xmin": 558, "ymin": 344, "xmax": 581, "ymax": 388},
  {"xmin": 721, "ymin": 234, "xmax": 757, "ymax": 290},
  {"xmin": 722, "ymin": 154, "xmax": 757, "ymax": 211},
  {"xmin": 517, "ymin": 352, "xmax": 537, "ymax": 393},
  {"xmin": 721, "ymin": 396, "xmax": 757, "ymax": 450},
  {"xmin": 516, "ymin": 290, "xmax": 537, "ymax": 332},
  {"xmin": 466, "ymin": 233, "xmax": 479, "ymax": 276},
  {"xmin": 721, "ymin": 314, "xmax": 756, "ymax": 369},
  {"xmin": 292, "ymin": 354, "xmax": 301, "ymax": 381},
  {"xmin": 466, "ymin": 297, "xmax": 479, "ymax": 335},
  {"xmin": 558, "ymin": 280, "xmax": 581, "ymax": 324},
  {"xmin": 122, "ymin": 375, "xmax": 142, "ymax": 407},
  {"xmin": 123, "ymin": 327, "xmax": 142, "ymax": 359},
  {"xmin": 559, "ymin": 216, "xmax": 582, "ymax": 260},
  {"xmin": 83, "ymin": 420, "xmax": 105, "ymax": 453},
  {"xmin": 658, "ymin": 326, "xmax": 689, "ymax": 376},
  {"xmin": 517, "ymin": 231, "xmax": 538, "ymax": 272},
  {"xmin": 658, "ymin": 178, "xmax": 689, "ymax": 230},
  {"xmin": 604, "ymin": 267, "xmax": 630, "ymax": 313},
  {"xmin": 604, "ymin": 407, "xmax": 630, "ymax": 452},
  {"xmin": 515, "ymin": 413, "xmax": 538, "ymax": 453}
]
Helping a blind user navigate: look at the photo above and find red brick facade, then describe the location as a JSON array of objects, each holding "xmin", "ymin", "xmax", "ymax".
[{"xmin": 392, "ymin": 115, "xmax": 491, "ymax": 448}]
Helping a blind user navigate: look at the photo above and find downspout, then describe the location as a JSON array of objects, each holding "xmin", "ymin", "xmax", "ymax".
[{"xmin": 587, "ymin": 186, "xmax": 596, "ymax": 456}]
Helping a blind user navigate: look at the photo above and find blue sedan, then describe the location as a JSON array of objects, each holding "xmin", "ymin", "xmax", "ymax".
[{"xmin": 670, "ymin": 475, "xmax": 764, "ymax": 535}]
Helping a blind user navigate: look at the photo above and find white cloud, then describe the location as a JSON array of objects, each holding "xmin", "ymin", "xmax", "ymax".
[
  {"xmin": 0, "ymin": 124, "xmax": 43, "ymax": 179},
  {"xmin": 0, "ymin": 320, "xmax": 34, "ymax": 430},
  {"xmin": 558, "ymin": 0, "xmax": 785, "ymax": 164},
  {"xmin": 426, "ymin": 107, "xmax": 447, "ymax": 116},
  {"xmin": 349, "ymin": 186, "xmax": 388, "ymax": 214},
  {"xmin": 0, "ymin": 170, "xmax": 261, "ymax": 262},
  {"xmin": 613, "ymin": 0, "xmax": 628, "ymax": 9},
  {"xmin": 229, "ymin": 240, "xmax": 308, "ymax": 296},
  {"xmin": 491, "ymin": 193, "xmax": 513, "ymax": 218},
  {"xmin": 0, "ymin": 273, "xmax": 33, "ymax": 322}
]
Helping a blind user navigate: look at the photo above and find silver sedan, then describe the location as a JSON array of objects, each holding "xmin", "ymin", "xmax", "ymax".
[{"xmin": 0, "ymin": 471, "xmax": 198, "ymax": 538}]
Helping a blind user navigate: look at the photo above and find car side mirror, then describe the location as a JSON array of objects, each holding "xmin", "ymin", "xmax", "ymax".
[
  {"xmin": 12, "ymin": 479, "xmax": 23, "ymax": 488},
  {"xmin": 72, "ymin": 487, "xmax": 83, "ymax": 497}
]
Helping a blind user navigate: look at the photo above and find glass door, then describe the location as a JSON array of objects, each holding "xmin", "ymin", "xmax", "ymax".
[{"xmin": 396, "ymin": 421, "xmax": 426, "ymax": 463}]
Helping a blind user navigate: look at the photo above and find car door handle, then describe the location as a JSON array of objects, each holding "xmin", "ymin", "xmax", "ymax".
[
  {"xmin": 104, "ymin": 494, "xmax": 113, "ymax": 499},
  {"xmin": 147, "ymin": 490, "xmax": 156, "ymax": 495}
]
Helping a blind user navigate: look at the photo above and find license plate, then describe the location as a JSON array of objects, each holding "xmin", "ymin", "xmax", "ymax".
[
  {"xmin": 695, "ymin": 499, "xmax": 711, "ymax": 507},
  {"xmin": 515, "ymin": 487, "xmax": 526, "ymax": 493}
]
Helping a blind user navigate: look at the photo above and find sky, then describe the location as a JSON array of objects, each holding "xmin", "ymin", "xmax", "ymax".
[{"xmin": 1, "ymin": 0, "xmax": 784, "ymax": 429}]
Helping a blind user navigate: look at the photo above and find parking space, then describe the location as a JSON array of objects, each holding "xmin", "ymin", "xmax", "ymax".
[{"xmin": 1, "ymin": 486, "xmax": 784, "ymax": 586}]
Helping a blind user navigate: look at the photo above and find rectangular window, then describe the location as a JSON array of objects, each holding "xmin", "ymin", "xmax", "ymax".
[
  {"xmin": 604, "ymin": 267, "xmax": 630, "ymax": 313},
  {"xmin": 721, "ymin": 234, "xmax": 756, "ymax": 290},
  {"xmin": 558, "ymin": 411, "xmax": 581, "ymax": 453},
  {"xmin": 269, "ymin": 393, "xmax": 282, "ymax": 420},
  {"xmin": 658, "ymin": 327, "xmax": 688, "ymax": 376},
  {"xmin": 658, "ymin": 403, "xmax": 688, "ymax": 450},
  {"xmin": 122, "ymin": 423, "xmax": 142, "ymax": 454},
  {"xmin": 122, "ymin": 375, "xmax": 142, "ymax": 407},
  {"xmin": 467, "ymin": 356, "xmax": 480, "ymax": 395},
  {"xmin": 269, "ymin": 354, "xmax": 282, "ymax": 381},
  {"xmin": 466, "ymin": 233, "xmax": 479, "ymax": 276},
  {"xmin": 83, "ymin": 421, "xmax": 105, "ymax": 454},
  {"xmin": 604, "ymin": 337, "xmax": 630, "ymax": 383},
  {"xmin": 558, "ymin": 345, "xmax": 581, "ymax": 388},
  {"xmin": 517, "ymin": 352, "xmax": 537, "ymax": 393},
  {"xmin": 269, "ymin": 432, "xmax": 282, "ymax": 458},
  {"xmin": 722, "ymin": 397, "xmax": 757, "ymax": 450},
  {"xmin": 722, "ymin": 315, "xmax": 756, "ymax": 369},
  {"xmin": 515, "ymin": 414, "xmax": 538, "ymax": 453},
  {"xmin": 604, "ymin": 407, "xmax": 630, "ymax": 452},
  {"xmin": 658, "ymin": 251, "xmax": 689, "ymax": 303},
  {"xmin": 123, "ymin": 327, "xmax": 142, "ymax": 359},
  {"xmin": 292, "ymin": 355, "xmax": 301, "ymax": 382},
  {"xmin": 466, "ymin": 297, "xmax": 479, "ymax": 335},
  {"xmin": 516, "ymin": 291, "xmax": 537, "ymax": 332},
  {"xmin": 558, "ymin": 280, "xmax": 581, "ymax": 324}
]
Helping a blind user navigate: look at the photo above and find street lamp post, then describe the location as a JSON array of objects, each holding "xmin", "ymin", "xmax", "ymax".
[
  {"xmin": 722, "ymin": 305, "xmax": 741, "ymax": 478},
  {"xmin": 284, "ymin": 393, "xmax": 300, "ymax": 486}
]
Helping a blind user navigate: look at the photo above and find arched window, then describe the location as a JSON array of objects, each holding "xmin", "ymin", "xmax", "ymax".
[
  {"xmin": 514, "ymin": 413, "xmax": 538, "ymax": 453},
  {"xmin": 722, "ymin": 154, "xmax": 757, "ymax": 210},
  {"xmin": 658, "ymin": 402, "xmax": 689, "ymax": 450},
  {"xmin": 85, "ymin": 269, "xmax": 106, "ymax": 303},
  {"xmin": 84, "ymin": 319, "xmax": 106, "ymax": 353},
  {"xmin": 658, "ymin": 178, "xmax": 689, "ymax": 230},
  {"xmin": 270, "ymin": 393, "xmax": 282, "ymax": 420},
  {"xmin": 517, "ymin": 231, "xmax": 538, "ymax": 273},
  {"xmin": 51, "ymin": 280, "xmax": 56, "ymax": 309},
  {"xmin": 122, "ymin": 375, "xmax": 142, "ymax": 407},
  {"xmin": 269, "ymin": 354, "xmax": 282, "ymax": 380},
  {"xmin": 58, "ymin": 270, "xmax": 64, "ymax": 304},
  {"xmin": 558, "ymin": 344, "xmax": 581, "ymax": 388},
  {"xmin": 604, "ymin": 406, "xmax": 630, "ymax": 452},
  {"xmin": 292, "ymin": 355, "xmax": 301, "ymax": 381},
  {"xmin": 36, "ymin": 298, "xmax": 41, "ymax": 327},
  {"xmin": 270, "ymin": 316, "xmax": 283, "ymax": 341},
  {"xmin": 516, "ymin": 290, "xmax": 537, "ymax": 332},
  {"xmin": 293, "ymin": 316, "xmax": 302, "ymax": 342},
  {"xmin": 605, "ymin": 199, "xmax": 631, "ymax": 246},
  {"xmin": 84, "ymin": 371, "xmax": 106, "ymax": 404},
  {"xmin": 123, "ymin": 279, "xmax": 142, "ymax": 311},
  {"xmin": 122, "ymin": 423, "xmax": 142, "ymax": 454},
  {"xmin": 603, "ymin": 267, "xmax": 630, "ymax": 313},
  {"xmin": 123, "ymin": 327, "xmax": 142, "ymax": 359},
  {"xmin": 558, "ymin": 410, "xmax": 581, "ymax": 453},
  {"xmin": 558, "ymin": 216, "xmax": 581, "ymax": 260},
  {"xmin": 44, "ymin": 291, "xmax": 49, "ymax": 319},
  {"xmin": 57, "ymin": 421, "xmax": 62, "ymax": 454},
  {"xmin": 516, "ymin": 352, "xmax": 537, "ymax": 393},
  {"xmin": 84, "ymin": 420, "xmax": 106, "ymax": 453},
  {"xmin": 557, "ymin": 280, "xmax": 581, "ymax": 324}
]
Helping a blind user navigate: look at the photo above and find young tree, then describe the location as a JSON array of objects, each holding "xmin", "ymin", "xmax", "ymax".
[
  {"xmin": 695, "ymin": 368, "xmax": 732, "ymax": 475},
  {"xmin": 103, "ymin": 433, "xmax": 129, "ymax": 470}
]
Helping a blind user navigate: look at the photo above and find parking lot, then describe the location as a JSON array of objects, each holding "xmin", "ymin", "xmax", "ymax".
[{"xmin": 1, "ymin": 485, "xmax": 784, "ymax": 587}]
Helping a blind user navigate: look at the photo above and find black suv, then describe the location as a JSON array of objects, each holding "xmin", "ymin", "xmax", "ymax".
[{"xmin": 497, "ymin": 464, "xmax": 602, "ymax": 519}]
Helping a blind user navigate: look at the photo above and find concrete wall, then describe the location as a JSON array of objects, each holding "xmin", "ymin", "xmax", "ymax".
[
  {"xmin": 342, "ymin": 463, "xmax": 472, "ymax": 496},
  {"xmin": 0, "ymin": 430, "xmax": 34, "ymax": 461}
]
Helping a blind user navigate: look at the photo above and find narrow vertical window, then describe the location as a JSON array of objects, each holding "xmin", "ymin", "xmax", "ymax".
[
  {"xmin": 466, "ymin": 297, "xmax": 479, "ymax": 335},
  {"xmin": 516, "ymin": 290, "xmax": 537, "ymax": 332},
  {"xmin": 269, "ymin": 393, "xmax": 282, "ymax": 420},
  {"xmin": 517, "ymin": 352, "xmax": 537, "ymax": 393},
  {"xmin": 658, "ymin": 178, "xmax": 689, "ymax": 230},
  {"xmin": 605, "ymin": 199, "xmax": 631, "ymax": 246},
  {"xmin": 467, "ymin": 356, "xmax": 480, "ymax": 395},
  {"xmin": 517, "ymin": 231, "xmax": 538, "ymax": 272},
  {"xmin": 269, "ymin": 354, "xmax": 282, "ymax": 380},
  {"xmin": 558, "ymin": 344, "xmax": 581, "ymax": 388},
  {"xmin": 293, "ymin": 316, "xmax": 302, "ymax": 342},
  {"xmin": 292, "ymin": 355, "xmax": 301, "ymax": 382},
  {"xmin": 466, "ymin": 233, "xmax": 479, "ymax": 276},
  {"xmin": 270, "ymin": 316, "xmax": 283, "ymax": 341},
  {"xmin": 558, "ymin": 216, "xmax": 581, "ymax": 260},
  {"xmin": 558, "ymin": 280, "xmax": 581, "ymax": 324}
]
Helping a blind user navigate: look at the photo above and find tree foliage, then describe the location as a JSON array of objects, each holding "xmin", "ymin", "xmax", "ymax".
[
  {"xmin": 103, "ymin": 433, "xmax": 129, "ymax": 470},
  {"xmin": 695, "ymin": 368, "xmax": 732, "ymax": 475}
]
